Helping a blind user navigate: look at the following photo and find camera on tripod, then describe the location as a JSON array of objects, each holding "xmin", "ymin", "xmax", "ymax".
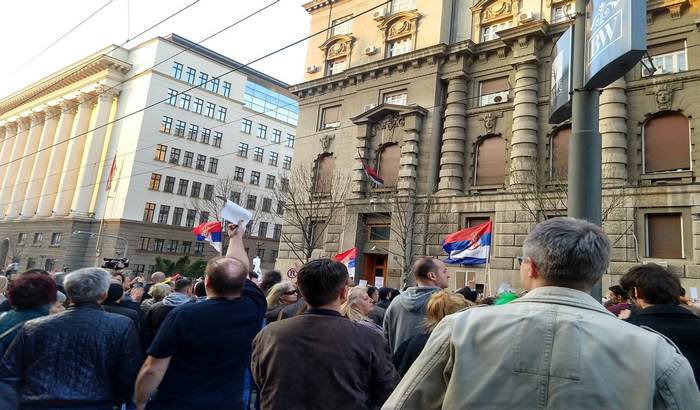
[{"xmin": 102, "ymin": 258, "xmax": 129, "ymax": 270}]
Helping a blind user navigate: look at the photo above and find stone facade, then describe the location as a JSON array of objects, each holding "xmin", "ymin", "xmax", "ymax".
[{"xmin": 279, "ymin": 0, "xmax": 700, "ymax": 291}]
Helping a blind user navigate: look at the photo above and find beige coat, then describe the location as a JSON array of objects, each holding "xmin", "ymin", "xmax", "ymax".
[{"xmin": 383, "ymin": 286, "xmax": 700, "ymax": 410}]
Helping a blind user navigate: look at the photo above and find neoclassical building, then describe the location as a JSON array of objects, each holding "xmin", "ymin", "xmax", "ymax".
[{"xmin": 278, "ymin": 0, "xmax": 700, "ymax": 290}]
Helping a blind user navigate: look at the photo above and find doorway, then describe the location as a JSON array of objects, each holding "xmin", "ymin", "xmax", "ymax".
[{"xmin": 363, "ymin": 253, "xmax": 387, "ymax": 286}]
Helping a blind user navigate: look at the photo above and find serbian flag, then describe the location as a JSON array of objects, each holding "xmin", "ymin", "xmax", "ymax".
[
  {"xmin": 335, "ymin": 247, "xmax": 357, "ymax": 279},
  {"xmin": 192, "ymin": 221, "xmax": 223, "ymax": 253},
  {"xmin": 442, "ymin": 221, "xmax": 492, "ymax": 265},
  {"xmin": 360, "ymin": 157, "xmax": 384, "ymax": 186},
  {"xmin": 105, "ymin": 155, "xmax": 117, "ymax": 191}
]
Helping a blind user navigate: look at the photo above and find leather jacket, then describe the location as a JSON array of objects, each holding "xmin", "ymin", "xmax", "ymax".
[{"xmin": 0, "ymin": 303, "xmax": 142, "ymax": 408}]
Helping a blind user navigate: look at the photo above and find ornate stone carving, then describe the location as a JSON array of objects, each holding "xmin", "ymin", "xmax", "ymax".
[
  {"xmin": 480, "ymin": 112, "xmax": 503, "ymax": 134},
  {"xmin": 379, "ymin": 11, "xmax": 420, "ymax": 42},
  {"xmin": 327, "ymin": 41, "xmax": 349, "ymax": 59},
  {"xmin": 373, "ymin": 114, "xmax": 405, "ymax": 133},
  {"xmin": 389, "ymin": 19, "xmax": 412, "ymax": 38},
  {"xmin": 320, "ymin": 134, "xmax": 334, "ymax": 153},
  {"xmin": 319, "ymin": 35, "xmax": 354, "ymax": 61},
  {"xmin": 646, "ymin": 82, "xmax": 682, "ymax": 112},
  {"xmin": 482, "ymin": 0, "xmax": 513, "ymax": 23}
]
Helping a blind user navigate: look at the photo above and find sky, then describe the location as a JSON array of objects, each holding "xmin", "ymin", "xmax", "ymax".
[{"xmin": 0, "ymin": 0, "xmax": 311, "ymax": 97}]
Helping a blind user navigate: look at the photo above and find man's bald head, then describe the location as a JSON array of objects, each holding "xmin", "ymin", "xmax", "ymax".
[
  {"xmin": 205, "ymin": 257, "xmax": 248, "ymax": 297},
  {"xmin": 151, "ymin": 271, "xmax": 166, "ymax": 283}
]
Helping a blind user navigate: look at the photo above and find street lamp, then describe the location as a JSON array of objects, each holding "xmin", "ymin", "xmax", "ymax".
[{"xmin": 72, "ymin": 231, "xmax": 129, "ymax": 259}]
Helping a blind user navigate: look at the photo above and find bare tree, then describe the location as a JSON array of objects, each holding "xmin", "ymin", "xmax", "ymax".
[{"xmin": 274, "ymin": 163, "xmax": 351, "ymax": 264}]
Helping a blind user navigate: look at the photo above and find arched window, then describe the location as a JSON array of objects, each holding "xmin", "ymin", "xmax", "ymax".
[
  {"xmin": 550, "ymin": 126, "xmax": 571, "ymax": 179},
  {"xmin": 643, "ymin": 113, "xmax": 690, "ymax": 173},
  {"xmin": 378, "ymin": 143, "xmax": 401, "ymax": 187},
  {"xmin": 475, "ymin": 136, "xmax": 506, "ymax": 186},
  {"xmin": 314, "ymin": 154, "xmax": 335, "ymax": 193}
]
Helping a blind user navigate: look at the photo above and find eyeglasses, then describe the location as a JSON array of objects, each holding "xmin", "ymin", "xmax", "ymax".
[{"xmin": 283, "ymin": 290, "xmax": 298, "ymax": 296}]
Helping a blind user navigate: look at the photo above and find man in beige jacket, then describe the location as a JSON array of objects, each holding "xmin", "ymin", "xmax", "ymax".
[{"xmin": 384, "ymin": 217, "xmax": 700, "ymax": 409}]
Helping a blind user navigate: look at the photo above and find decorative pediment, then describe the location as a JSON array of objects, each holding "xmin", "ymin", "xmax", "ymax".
[
  {"xmin": 319, "ymin": 35, "xmax": 354, "ymax": 60},
  {"xmin": 378, "ymin": 11, "xmax": 420, "ymax": 42},
  {"xmin": 351, "ymin": 103, "xmax": 427, "ymax": 124},
  {"xmin": 471, "ymin": 0, "xmax": 516, "ymax": 24}
]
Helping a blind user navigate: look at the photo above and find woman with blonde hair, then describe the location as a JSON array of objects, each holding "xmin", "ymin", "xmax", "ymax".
[
  {"xmin": 341, "ymin": 286, "xmax": 382, "ymax": 334},
  {"xmin": 140, "ymin": 282, "xmax": 171, "ymax": 314},
  {"xmin": 393, "ymin": 290, "xmax": 473, "ymax": 376},
  {"xmin": 265, "ymin": 282, "xmax": 298, "ymax": 323}
]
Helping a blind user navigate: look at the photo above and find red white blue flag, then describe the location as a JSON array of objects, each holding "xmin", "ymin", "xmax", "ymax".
[
  {"xmin": 192, "ymin": 221, "xmax": 223, "ymax": 253},
  {"xmin": 360, "ymin": 157, "xmax": 384, "ymax": 186},
  {"xmin": 335, "ymin": 247, "xmax": 357, "ymax": 279},
  {"xmin": 442, "ymin": 221, "xmax": 492, "ymax": 265}
]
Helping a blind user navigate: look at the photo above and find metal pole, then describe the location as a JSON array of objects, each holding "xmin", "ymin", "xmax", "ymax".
[{"xmin": 569, "ymin": 0, "xmax": 602, "ymax": 302}]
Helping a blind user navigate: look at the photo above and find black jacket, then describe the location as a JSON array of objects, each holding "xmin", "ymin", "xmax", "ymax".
[
  {"xmin": 628, "ymin": 304, "xmax": 700, "ymax": 387},
  {"xmin": 393, "ymin": 332, "xmax": 430, "ymax": 377},
  {"xmin": 0, "ymin": 303, "xmax": 142, "ymax": 409}
]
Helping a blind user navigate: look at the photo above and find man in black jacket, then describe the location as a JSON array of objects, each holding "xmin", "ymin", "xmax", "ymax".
[
  {"xmin": 0, "ymin": 267, "xmax": 142, "ymax": 409},
  {"xmin": 621, "ymin": 263, "xmax": 700, "ymax": 387}
]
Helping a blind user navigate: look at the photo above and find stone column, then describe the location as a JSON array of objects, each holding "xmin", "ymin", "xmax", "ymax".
[
  {"xmin": 437, "ymin": 75, "xmax": 468, "ymax": 194},
  {"xmin": 352, "ymin": 121, "xmax": 372, "ymax": 197},
  {"xmin": 509, "ymin": 61, "xmax": 539, "ymax": 189},
  {"xmin": 53, "ymin": 94, "xmax": 95, "ymax": 216},
  {"xmin": 36, "ymin": 101, "xmax": 78, "ymax": 217},
  {"xmin": 71, "ymin": 89, "xmax": 116, "ymax": 216},
  {"xmin": 0, "ymin": 123, "xmax": 16, "ymax": 188},
  {"xmin": 0, "ymin": 117, "xmax": 30, "ymax": 217},
  {"xmin": 397, "ymin": 114, "xmax": 422, "ymax": 194},
  {"xmin": 7, "ymin": 112, "xmax": 45, "ymax": 218},
  {"xmin": 21, "ymin": 106, "xmax": 61, "ymax": 218},
  {"xmin": 599, "ymin": 78, "xmax": 628, "ymax": 186}
]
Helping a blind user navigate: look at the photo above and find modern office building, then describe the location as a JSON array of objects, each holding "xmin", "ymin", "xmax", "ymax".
[
  {"xmin": 280, "ymin": 0, "xmax": 700, "ymax": 290},
  {"xmin": 0, "ymin": 33, "xmax": 297, "ymax": 274}
]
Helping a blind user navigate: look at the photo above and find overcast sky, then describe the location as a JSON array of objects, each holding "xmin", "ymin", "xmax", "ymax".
[{"xmin": 0, "ymin": 0, "xmax": 310, "ymax": 97}]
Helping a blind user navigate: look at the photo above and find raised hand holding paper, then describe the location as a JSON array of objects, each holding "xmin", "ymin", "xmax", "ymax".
[{"xmin": 221, "ymin": 200, "xmax": 252, "ymax": 226}]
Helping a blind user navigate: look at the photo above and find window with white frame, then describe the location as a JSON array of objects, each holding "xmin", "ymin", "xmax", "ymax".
[
  {"xmin": 384, "ymin": 91, "xmax": 408, "ymax": 106},
  {"xmin": 331, "ymin": 15, "xmax": 352, "ymax": 36},
  {"xmin": 642, "ymin": 40, "xmax": 687, "ymax": 77},
  {"xmin": 327, "ymin": 59, "xmax": 347, "ymax": 76},
  {"xmin": 551, "ymin": 2, "xmax": 573, "ymax": 24},
  {"xmin": 391, "ymin": 0, "xmax": 416, "ymax": 13},
  {"xmin": 388, "ymin": 38, "xmax": 412, "ymax": 57},
  {"xmin": 479, "ymin": 77, "xmax": 509, "ymax": 107},
  {"xmin": 481, "ymin": 20, "xmax": 512, "ymax": 42}
]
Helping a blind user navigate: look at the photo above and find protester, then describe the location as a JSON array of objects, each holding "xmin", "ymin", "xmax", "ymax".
[
  {"xmin": 0, "ymin": 272, "xmax": 56, "ymax": 355},
  {"xmin": 393, "ymin": 290, "xmax": 473, "ymax": 376},
  {"xmin": 620, "ymin": 263, "xmax": 700, "ymax": 387},
  {"xmin": 193, "ymin": 279, "xmax": 207, "ymax": 302},
  {"xmin": 145, "ymin": 277, "xmax": 193, "ymax": 337},
  {"xmin": 265, "ymin": 282, "xmax": 298, "ymax": 323},
  {"xmin": 384, "ymin": 217, "xmax": 700, "ymax": 408},
  {"xmin": 103, "ymin": 282, "xmax": 142, "ymax": 332},
  {"xmin": 49, "ymin": 291, "xmax": 67, "ymax": 314},
  {"xmin": 0, "ymin": 269, "xmax": 51, "ymax": 313},
  {"xmin": 0, "ymin": 275, "xmax": 7, "ymax": 305},
  {"xmin": 606, "ymin": 284, "xmax": 632, "ymax": 316},
  {"xmin": 456, "ymin": 286, "xmax": 478, "ymax": 302},
  {"xmin": 383, "ymin": 257, "xmax": 449, "ymax": 353},
  {"xmin": 377, "ymin": 287, "xmax": 393, "ymax": 310},
  {"xmin": 252, "ymin": 259, "xmax": 399, "ymax": 409},
  {"xmin": 143, "ymin": 271, "xmax": 166, "ymax": 301},
  {"xmin": 141, "ymin": 283, "xmax": 171, "ymax": 314},
  {"xmin": 341, "ymin": 286, "xmax": 383, "ymax": 334},
  {"xmin": 367, "ymin": 285, "xmax": 386, "ymax": 326},
  {"xmin": 0, "ymin": 267, "xmax": 141, "ymax": 409},
  {"xmin": 134, "ymin": 222, "xmax": 266, "ymax": 410},
  {"xmin": 679, "ymin": 287, "xmax": 700, "ymax": 317},
  {"xmin": 260, "ymin": 270, "xmax": 282, "ymax": 295}
]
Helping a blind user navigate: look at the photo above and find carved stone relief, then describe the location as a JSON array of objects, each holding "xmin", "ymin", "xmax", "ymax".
[
  {"xmin": 646, "ymin": 82, "xmax": 682, "ymax": 112},
  {"xmin": 320, "ymin": 134, "xmax": 335, "ymax": 153},
  {"xmin": 480, "ymin": 112, "xmax": 503, "ymax": 134}
]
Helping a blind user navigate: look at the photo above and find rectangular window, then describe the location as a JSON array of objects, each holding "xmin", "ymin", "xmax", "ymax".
[
  {"xmin": 646, "ymin": 213, "xmax": 683, "ymax": 259},
  {"xmin": 33, "ymin": 232, "xmax": 43, "ymax": 244},
  {"xmin": 163, "ymin": 176, "xmax": 175, "ymax": 193},
  {"xmin": 172, "ymin": 207, "xmax": 184, "ymax": 226},
  {"xmin": 368, "ymin": 225, "xmax": 391, "ymax": 241},
  {"xmin": 258, "ymin": 222, "xmax": 269, "ymax": 238},
  {"xmin": 203, "ymin": 184, "xmax": 214, "ymax": 200},
  {"xmin": 286, "ymin": 134, "xmax": 295, "ymax": 148},
  {"xmin": 208, "ymin": 158, "xmax": 218, "ymax": 174},
  {"xmin": 186, "ymin": 209, "xmax": 197, "ymax": 227},
  {"xmin": 388, "ymin": 38, "xmax": 412, "ymax": 57},
  {"xmin": 149, "ymin": 173, "xmax": 162, "ymax": 190},
  {"xmin": 384, "ymin": 91, "xmax": 408, "ymax": 106},
  {"xmin": 642, "ymin": 40, "xmax": 687, "ymax": 77},
  {"xmin": 138, "ymin": 237, "xmax": 150, "ymax": 250},
  {"xmin": 210, "ymin": 78, "xmax": 220, "ymax": 93},
  {"xmin": 186, "ymin": 67, "xmax": 196, "ymax": 84},
  {"xmin": 273, "ymin": 224, "xmax": 282, "ymax": 240},
  {"xmin": 193, "ymin": 98, "xmax": 204, "ymax": 114},
  {"xmin": 222, "ymin": 81, "xmax": 231, "ymax": 97},
  {"xmin": 199, "ymin": 71, "xmax": 209, "ymax": 87},
  {"xmin": 391, "ymin": 0, "xmax": 416, "ymax": 13},
  {"xmin": 196, "ymin": 154, "xmax": 206, "ymax": 171},
  {"xmin": 246, "ymin": 195, "xmax": 257, "ymax": 210},
  {"xmin": 26, "ymin": 258, "xmax": 36, "ymax": 270},
  {"xmin": 181, "ymin": 241, "xmax": 192, "ymax": 255},
  {"xmin": 174, "ymin": 120, "xmax": 186, "ymax": 137},
  {"xmin": 281, "ymin": 178, "xmax": 289, "ymax": 192},
  {"xmin": 17, "ymin": 233, "xmax": 27, "ymax": 245},
  {"xmin": 269, "ymin": 151, "xmax": 279, "ymax": 166},
  {"xmin": 199, "ymin": 211, "xmax": 210, "ymax": 224},
  {"xmin": 154, "ymin": 239, "xmax": 165, "ymax": 253},
  {"xmin": 254, "ymin": 147, "xmax": 264, "ymax": 162},
  {"xmin": 256, "ymin": 124, "xmax": 267, "ymax": 139},
  {"xmin": 167, "ymin": 89, "xmax": 178, "ymax": 105},
  {"xmin": 133, "ymin": 264, "xmax": 145, "ymax": 273},
  {"xmin": 169, "ymin": 148, "xmax": 181, "ymax": 165},
  {"xmin": 272, "ymin": 129, "xmax": 282, "ymax": 143},
  {"xmin": 217, "ymin": 106, "xmax": 227, "ymax": 122},
  {"xmin": 172, "ymin": 62, "xmax": 183, "ymax": 79},
  {"xmin": 262, "ymin": 198, "xmax": 272, "ymax": 212},
  {"xmin": 155, "ymin": 144, "xmax": 167, "ymax": 161},
  {"xmin": 283, "ymin": 155, "xmax": 292, "ymax": 170},
  {"xmin": 191, "ymin": 181, "xmax": 202, "ymax": 197},
  {"xmin": 277, "ymin": 201, "xmax": 285, "ymax": 216},
  {"xmin": 177, "ymin": 179, "xmax": 189, "ymax": 195},
  {"xmin": 234, "ymin": 167, "xmax": 245, "ymax": 182},
  {"xmin": 183, "ymin": 151, "xmax": 194, "ymax": 168},
  {"xmin": 158, "ymin": 205, "xmax": 170, "ymax": 224},
  {"xmin": 213, "ymin": 131, "xmax": 222, "ymax": 148},
  {"xmin": 265, "ymin": 174, "xmax": 276, "ymax": 189},
  {"xmin": 327, "ymin": 59, "xmax": 347, "ymax": 76},
  {"xmin": 320, "ymin": 106, "xmax": 341, "ymax": 129},
  {"xmin": 143, "ymin": 202, "xmax": 156, "ymax": 222},
  {"xmin": 201, "ymin": 128, "xmax": 211, "ymax": 144},
  {"xmin": 50, "ymin": 233, "xmax": 61, "ymax": 245},
  {"xmin": 250, "ymin": 171, "xmax": 261, "ymax": 186},
  {"xmin": 238, "ymin": 142, "xmax": 249, "ymax": 157},
  {"xmin": 481, "ymin": 21, "xmax": 512, "ymax": 42},
  {"xmin": 168, "ymin": 240, "xmax": 179, "ymax": 253},
  {"xmin": 179, "ymin": 93, "xmax": 191, "ymax": 110},
  {"xmin": 331, "ymin": 15, "xmax": 353, "ymax": 36},
  {"xmin": 160, "ymin": 116, "xmax": 173, "ymax": 133},
  {"xmin": 551, "ymin": 2, "xmax": 573, "ymax": 23},
  {"xmin": 194, "ymin": 242, "xmax": 204, "ymax": 256},
  {"xmin": 241, "ymin": 119, "xmax": 252, "ymax": 134},
  {"xmin": 271, "ymin": 250, "xmax": 278, "ymax": 262},
  {"xmin": 205, "ymin": 102, "xmax": 216, "ymax": 118},
  {"xmin": 230, "ymin": 191, "xmax": 241, "ymax": 204},
  {"xmin": 479, "ymin": 77, "xmax": 510, "ymax": 107},
  {"xmin": 188, "ymin": 124, "xmax": 199, "ymax": 140}
]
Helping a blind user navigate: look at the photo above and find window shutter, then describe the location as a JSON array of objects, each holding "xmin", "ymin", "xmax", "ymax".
[
  {"xmin": 647, "ymin": 213, "xmax": 683, "ymax": 259},
  {"xmin": 315, "ymin": 154, "xmax": 335, "ymax": 192},
  {"xmin": 475, "ymin": 136, "xmax": 506, "ymax": 185},
  {"xmin": 322, "ymin": 106, "xmax": 340, "ymax": 125},
  {"xmin": 480, "ymin": 77, "xmax": 509, "ymax": 95},
  {"xmin": 644, "ymin": 113, "xmax": 690, "ymax": 173},
  {"xmin": 647, "ymin": 40, "xmax": 685, "ymax": 57},
  {"xmin": 551, "ymin": 127, "xmax": 571, "ymax": 178},
  {"xmin": 379, "ymin": 144, "xmax": 401, "ymax": 187}
]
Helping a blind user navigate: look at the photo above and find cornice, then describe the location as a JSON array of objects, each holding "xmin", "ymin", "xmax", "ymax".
[{"xmin": 303, "ymin": 0, "xmax": 343, "ymax": 13}]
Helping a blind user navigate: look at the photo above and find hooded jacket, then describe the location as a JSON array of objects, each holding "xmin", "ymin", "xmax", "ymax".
[
  {"xmin": 146, "ymin": 292, "xmax": 193, "ymax": 342},
  {"xmin": 382, "ymin": 286, "xmax": 440, "ymax": 354}
]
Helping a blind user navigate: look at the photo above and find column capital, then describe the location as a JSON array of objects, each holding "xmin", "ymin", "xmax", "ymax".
[
  {"xmin": 44, "ymin": 105, "xmax": 61, "ymax": 118},
  {"xmin": 95, "ymin": 85, "xmax": 120, "ymax": 100},
  {"xmin": 76, "ymin": 92, "xmax": 97, "ymax": 107},
  {"xmin": 4, "ymin": 122, "xmax": 17, "ymax": 134},
  {"xmin": 511, "ymin": 57, "xmax": 539, "ymax": 70},
  {"xmin": 17, "ymin": 116, "xmax": 31, "ymax": 131},
  {"xmin": 30, "ymin": 111, "xmax": 45, "ymax": 126},
  {"xmin": 59, "ymin": 99, "xmax": 79, "ymax": 114},
  {"xmin": 442, "ymin": 72, "xmax": 468, "ymax": 82}
]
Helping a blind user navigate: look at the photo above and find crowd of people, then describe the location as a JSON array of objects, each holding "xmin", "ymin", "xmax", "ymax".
[{"xmin": 0, "ymin": 217, "xmax": 699, "ymax": 409}]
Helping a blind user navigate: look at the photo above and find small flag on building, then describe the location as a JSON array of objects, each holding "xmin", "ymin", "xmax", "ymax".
[
  {"xmin": 442, "ymin": 221, "xmax": 492, "ymax": 265},
  {"xmin": 105, "ymin": 155, "xmax": 117, "ymax": 191},
  {"xmin": 359, "ymin": 156, "xmax": 384, "ymax": 186},
  {"xmin": 335, "ymin": 247, "xmax": 357, "ymax": 279},
  {"xmin": 192, "ymin": 221, "xmax": 223, "ymax": 253}
]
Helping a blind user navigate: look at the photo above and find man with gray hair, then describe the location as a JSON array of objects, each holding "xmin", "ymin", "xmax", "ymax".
[
  {"xmin": 0, "ymin": 267, "xmax": 142, "ymax": 409},
  {"xmin": 384, "ymin": 217, "xmax": 700, "ymax": 409}
]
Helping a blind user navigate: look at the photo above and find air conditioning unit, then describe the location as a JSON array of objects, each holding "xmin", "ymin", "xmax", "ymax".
[
  {"xmin": 363, "ymin": 103, "xmax": 377, "ymax": 112},
  {"xmin": 364, "ymin": 46, "xmax": 378, "ymax": 56},
  {"xmin": 372, "ymin": 9, "xmax": 386, "ymax": 21},
  {"xmin": 306, "ymin": 65, "xmax": 320, "ymax": 74},
  {"xmin": 518, "ymin": 11, "xmax": 534, "ymax": 22},
  {"xmin": 479, "ymin": 91, "xmax": 509, "ymax": 107}
]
